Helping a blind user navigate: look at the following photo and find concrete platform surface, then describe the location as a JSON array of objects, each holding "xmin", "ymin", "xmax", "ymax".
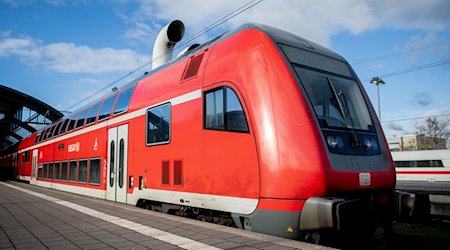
[{"xmin": 0, "ymin": 181, "xmax": 328, "ymax": 250}]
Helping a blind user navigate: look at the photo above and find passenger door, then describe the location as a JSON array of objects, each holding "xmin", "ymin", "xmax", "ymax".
[
  {"xmin": 106, "ymin": 124, "xmax": 129, "ymax": 203},
  {"xmin": 30, "ymin": 149, "xmax": 38, "ymax": 184}
]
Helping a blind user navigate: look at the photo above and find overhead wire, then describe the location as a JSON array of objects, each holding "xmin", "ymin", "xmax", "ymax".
[
  {"xmin": 65, "ymin": 0, "xmax": 263, "ymax": 112},
  {"xmin": 352, "ymin": 40, "xmax": 450, "ymax": 65},
  {"xmin": 361, "ymin": 58, "xmax": 450, "ymax": 82},
  {"xmin": 381, "ymin": 113, "xmax": 450, "ymax": 124}
]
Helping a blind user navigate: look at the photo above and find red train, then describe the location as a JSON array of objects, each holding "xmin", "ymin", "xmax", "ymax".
[{"xmin": 1, "ymin": 21, "xmax": 397, "ymax": 243}]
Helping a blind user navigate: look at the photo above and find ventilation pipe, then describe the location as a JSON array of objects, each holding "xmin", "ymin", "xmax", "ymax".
[{"xmin": 152, "ymin": 20, "xmax": 185, "ymax": 70}]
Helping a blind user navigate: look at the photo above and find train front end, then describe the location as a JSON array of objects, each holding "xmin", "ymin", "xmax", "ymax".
[
  {"xmin": 284, "ymin": 42, "xmax": 396, "ymax": 239},
  {"xmin": 249, "ymin": 26, "xmax": 397, "ymax": 243}
]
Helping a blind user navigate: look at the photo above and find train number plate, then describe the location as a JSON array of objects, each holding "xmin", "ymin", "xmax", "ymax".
[{"xmin": 359, "ymin": 173, "xmax": 371, "ymax": 187}]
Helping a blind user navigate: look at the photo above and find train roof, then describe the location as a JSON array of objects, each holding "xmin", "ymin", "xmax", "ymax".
[
  {"xmin": 34, "ymin": 22, "xmax": 351, "ymax": 135},
  {"xmin": 391, "ymin": 149, "xmax": 450, "ymax": 161}
]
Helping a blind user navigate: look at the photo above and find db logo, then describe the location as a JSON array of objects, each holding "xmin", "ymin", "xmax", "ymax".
[{"xmin": 359, "ymin": 173, "xmax": 371, "ymax": 187}]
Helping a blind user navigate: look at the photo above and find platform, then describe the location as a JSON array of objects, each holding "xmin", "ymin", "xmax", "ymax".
[
  {"xmin": 396, "ymin": 180, "xmax": 450, "ymax": 195},
  {"xmin": 0, "ymin": 181, "xmax": 327, "ymax": 250}
]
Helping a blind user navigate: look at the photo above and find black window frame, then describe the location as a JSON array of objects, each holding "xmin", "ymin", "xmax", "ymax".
[
  {"xmin": 59, "ymin": 119, "xmax": 70, "ymax": 135},
  {"xmin": 85, "ymin": 102, "xmax": 102, "ymax": 126},
  {"xmin": 75, "ymin": 108, "xmax": 89, "ymax": 129},
  {"xmin": 68, "ymin": 160, "xmax": 77, "ymax": 183},
  {"xmin": 78, "ymin": 159, "xmax": 88, "ymax": 184},
  {"xmin": 146, "ymin": 103, "xmax": 171, "ymax": 146},
  {"xmin": 98, "ymin": 94, "xmax": 118, "ymax": 122},
  {"xmin": 203, "ymin": 86, "xmax": 249, "ymax": 133},
  {"xmin": 52, "ymin": 121, "xmax": 63, "ymax": 137},
  {"xmin": 38, "ymin": 164, "xmax": 43, "ymax": 178},
  {"xmin": 61, "ymin": 161, "xmax": 68, "ymax": 181},
  {"xmin": 89, "ymin": 158, "xmax": 101, "ymax": 186},
  {"xmin": 113, "ymin": 86, "xmax": 136, "ymax": 116},
  {"xmin": 66, "ymin": 113, "xmax": 78, "ymax": 133},
  {"xmin": 54, "ymin": 161, "xmax": 60, "ymax": 181}
]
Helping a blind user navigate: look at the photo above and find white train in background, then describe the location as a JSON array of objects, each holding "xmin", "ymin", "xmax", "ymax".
[{"xmin": 392, "ymin": 149, "xmax": 450, "ymax": 182}]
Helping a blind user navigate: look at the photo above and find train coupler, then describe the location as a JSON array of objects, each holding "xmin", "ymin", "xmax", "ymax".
[{"xmin": 393, "ymin": 191, "xmax": 430, "ymax": 220}]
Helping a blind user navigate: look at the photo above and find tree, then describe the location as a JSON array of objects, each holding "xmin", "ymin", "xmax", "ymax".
[{"xmin": 415, "ymin": 117, "xmax": 450, "ymax": 149}]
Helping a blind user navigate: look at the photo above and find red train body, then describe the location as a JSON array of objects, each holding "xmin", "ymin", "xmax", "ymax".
[{"xmin": 1, "ymin": 22, "xmax": 396, "ymax": 241}]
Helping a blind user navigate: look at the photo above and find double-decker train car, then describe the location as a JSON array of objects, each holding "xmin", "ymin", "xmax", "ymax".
[
  {"xmin": 393, "ymin": 149, "xmax": 450, "ymax": 182},
  {"xmin": 1, "ymin": 21, "xmax": 397, "ymax": 243}
]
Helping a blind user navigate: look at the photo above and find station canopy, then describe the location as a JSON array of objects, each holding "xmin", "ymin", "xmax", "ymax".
[{"xmin": 0, "ymin": 84, "xmax": 63, "ymax": 152}]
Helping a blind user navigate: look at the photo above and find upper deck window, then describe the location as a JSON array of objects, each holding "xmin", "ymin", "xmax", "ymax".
[
  {"xmin": 98, "ymin": 94, "xmax": 118, "ymax": 121},
  {"xmin": 66, "ymin": 113, "xmax": 78, "ymax": 133},
  {"xmin": 52, "ymin": 122, "xmax": 62, "ymax": 137},
  {"xmin": 59, "ymin": 119, "xmax": 70, "ymax": 134},
  {"xmin": 44, "ymin": 125, "xmax": 54, "ymax": 140},
  {"xmin": 86, "ymin": 102, "xmax": 102, "ymax": 125},
  {"xmin": 36, "ymin": 130, "xmax": 45, "ymax": 142},
  {"xmin": 113, "ymin": 86, "xmax": 136, "ymax": 116},
  {"xmin": 75, "ymin": 108, "xmax": 89, "ymax": 129},
  {"xmin": 204, "ymin": 87, "xmax": 249, "ymax": 133}
]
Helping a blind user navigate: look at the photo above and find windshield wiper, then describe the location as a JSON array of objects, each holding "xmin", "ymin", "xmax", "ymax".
[
  {"xmin": 327, "ymin": 77, "xmax": 360, "ymax": 147},
  {"xmin": 339, "ymin": 91, "xmax": 360, "ymax": 147},
  {"xmin": 327, "ymin": 77, "xmax": 346, "ymax": 119}
]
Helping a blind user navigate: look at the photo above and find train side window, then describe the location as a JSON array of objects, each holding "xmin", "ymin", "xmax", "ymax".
[
  {"xmin": 54, "ymin": 162, "xmax": 60, "ymax": 181},
  {"xmin": 146, "ymin": 103, "xmax": 171, "ymax": 146},
  {"xmin": 48, "ymin": 162, "xmax": 54, "ymax": 179},
  {"xmin": 22, "ymin": 151, "xmax": 30, "ymax": 163},
  {"xmin": 86, "ymin": 102, "xmax": 102, "ymax": 126},
  {"xmin": 394, "ymin": 161, "xmax": 414, "ymax": 168},
  {"xmin": 43, "ymin": 163, "xmax": 48, "ymax": 179},
  {"xmin": 418, "ymin": 160, "xmax": 444, "ymax": 168},
  {"xmin": 205, "ymin": 89, "xmax": 224, "ymax": 129},
  {"xmin": 78, "ymin": 159, "xmax": 87, "ymax": 183},
  {"xmin": 69, "ymin": 160, "xmax": 77, "ymax": 182},
  {"xmin": 38, "ymin": 164, "xmax": 43, "ymax": 178},
  {"xmin": 75, "ymin": 109, "xmax": 89, "ymax": 129},
  {"xmin": 113, "ymin": 86, "xmax": 136, "ymax": 116},
  {"xmin": 204, "ymin": 87, "xmax": 249, "ymax": 133},
  {"xmin": 89, "ymin": 158, "xmax": 100, "ymax": 185},
  {"xmin": 98, "ymin": 94, "xmax": 118, "ymax": 121},
  {"xmin": 61, "ymin": 161, "xmax": 68, "ymax": 181}
]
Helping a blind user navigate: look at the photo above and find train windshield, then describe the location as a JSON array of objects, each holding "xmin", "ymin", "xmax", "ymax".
[{"xmin": 281, "ymin": 44, "xmax": 374, "ymax": 132}]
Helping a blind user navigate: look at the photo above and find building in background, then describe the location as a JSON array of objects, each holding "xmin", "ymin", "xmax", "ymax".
[{"xmin": 387, "ymin": 134, "xmax": 448, "ymax": 151}]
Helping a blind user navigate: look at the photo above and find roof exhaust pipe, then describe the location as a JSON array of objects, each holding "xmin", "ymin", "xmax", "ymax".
[{"xmin": 152, "ymin": 20, "xmax": 185, "ymax": 70}]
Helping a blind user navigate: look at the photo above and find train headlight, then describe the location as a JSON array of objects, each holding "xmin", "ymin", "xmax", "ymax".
[
  {"xmin": 364, "ymin": 138, "xmax": 372, "ymax": 150},
  {"xmin": 327, "ymin": 136, "xmax": 337, "ymax": 148},
  {"xmin": 371, "ymin": 139, "xmax": 378, "ymax": 150}
]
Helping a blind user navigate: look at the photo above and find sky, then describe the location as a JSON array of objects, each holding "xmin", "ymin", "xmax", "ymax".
[{"xmin": 1, "ymin": 0, "xmax": 450, "ymax": 138}]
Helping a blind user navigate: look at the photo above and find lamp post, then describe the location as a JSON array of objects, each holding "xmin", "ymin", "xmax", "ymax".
[{"xmin": 370, "ymin": 77, "xmax": 385, "ymax": 121}]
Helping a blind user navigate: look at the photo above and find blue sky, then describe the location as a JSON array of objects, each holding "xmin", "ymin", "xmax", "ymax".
[{"xmin": 1, "ymin": 0, "xmax": 449, "ymax": 137}]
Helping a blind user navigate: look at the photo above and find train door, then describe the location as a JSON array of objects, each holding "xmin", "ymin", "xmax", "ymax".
[
  {"xmin": 12, "ymin": 153, "xmax": 17, "ymax": 177},
  {"xmin": 106, "ymin": 124, "xmax": 129, "ymax": 203},
  {"xmin": 30, "ymin": 149, "xmax": 38, "ymax": 184}
]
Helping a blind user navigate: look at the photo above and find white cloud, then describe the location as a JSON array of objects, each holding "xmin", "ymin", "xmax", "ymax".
[
  {"xmin": 1, "ymin": 0, "xmax": 86, "ymax": 7},
  {"xmin": 0, "ymin": 36, "xmax": 149, "ymax": 74},
  {"xmin": 1, "ymin": 0, "xmax": 33, "ymax": 7},
  {"xmin": 403, "ymin": 33, "xmax": 450, "ymax": 64},
  {"xmin": 126, "ymin": 0, "xmax": 450, "ymax": 47}
]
